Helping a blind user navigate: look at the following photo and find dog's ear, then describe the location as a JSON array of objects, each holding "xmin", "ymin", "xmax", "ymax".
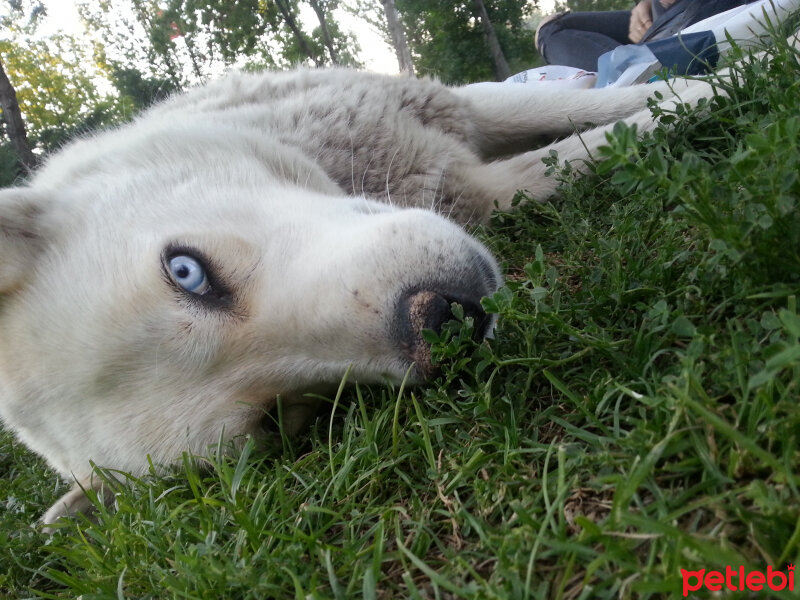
[{"xmin": 0, "ymin": 187, "xmax": 51, "ymax": 293}]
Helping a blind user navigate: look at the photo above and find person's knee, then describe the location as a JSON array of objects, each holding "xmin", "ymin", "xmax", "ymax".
[{"xmin": 535, "ymin": 11, "xmax": 569, "ymax": 58}]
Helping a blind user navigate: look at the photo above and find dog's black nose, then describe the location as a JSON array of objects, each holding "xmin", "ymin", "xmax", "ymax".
[
  {"xmin": 396, "ymin": 286, "xmax": 492, "ymax": 379},
  {"xmin": 404, "ymin": 289, "xmax": 491, "ymax": 340}
]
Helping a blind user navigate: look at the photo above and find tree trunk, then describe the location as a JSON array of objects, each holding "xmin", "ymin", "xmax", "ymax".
[
  {"xmin": 275, "ymin": 0, "xmax": 322, "ymax": 66},
  {"xmin": 472, "ymin": 0, "xmax": 510, "ymax": 81},
  {"xmin": 0, "ymin": 57, "xmax": 38, "ymax": 174},
  {"xmin": 307, "ymin": 0, "xmax": 340, "ymax": 65},
  {"xmin": 381, "ymin": 0, "xmax": 414, "ymax": 75}
]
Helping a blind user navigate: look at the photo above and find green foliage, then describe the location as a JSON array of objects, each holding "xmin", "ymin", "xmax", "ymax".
[
  {"xmin": 80, "ymin": 0, "xmax": 359, "ymax": 88},
  {"xmin": 1, "ymin": 0, "xmax": 361, "ymax": 173},
  {"xmin": 396, "ymin": 0, "xmax": 538, "ymax": 83},
  {"xmin": 0, "ymin": 141, "xmax": 22, "ymax": 187},
  {"xmin": 0, "ymin": 6, "xmax": 129, "ymax": 162},
  {"xmin": 0, "ymin": 62, "xmax": 119, "ymax": 162},
  {"xmin": 0, "ymin": 0, "xmax": 47, "ymax": 30},
  {"xmin": 108, "ymin": 66, "xmax": 179, "ymax": 112},
  {"xmin": 593, "ymin": 45, "xmax": 800, "ymax": 294},
  {"xmin": 0, "ymin": 35, "xmax": 102, "ymax": 144}
]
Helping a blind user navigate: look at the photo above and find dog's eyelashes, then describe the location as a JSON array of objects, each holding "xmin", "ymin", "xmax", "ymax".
[
  {"xmin": 163, "ymin": 248, "xmax": 235, "ymax": 310},
  {"xmin": 168, "ymin": 254, "xmax": 211, "ymax": 295}
]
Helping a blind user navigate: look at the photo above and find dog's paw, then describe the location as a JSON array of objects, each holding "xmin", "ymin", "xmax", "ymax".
[{"xmin": 40, "ymin": 479, "xmax": 103, "ymax": 534}]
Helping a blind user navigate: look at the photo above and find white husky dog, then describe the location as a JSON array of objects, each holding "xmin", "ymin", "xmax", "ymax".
[{"xmin": 0, "ymin": 67, "xmax": 711, "ymax": 527}]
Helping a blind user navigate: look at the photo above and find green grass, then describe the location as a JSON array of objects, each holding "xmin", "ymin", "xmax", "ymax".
[{"xmin": 3, "ymin": 28, "xmax": 800, "ymax": 600}]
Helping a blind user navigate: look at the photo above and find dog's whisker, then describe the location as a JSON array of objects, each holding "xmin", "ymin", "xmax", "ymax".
[
  {"xmin": 384, "ymin": 147, "xmax": 402, "ymax": 203},
  {"xmin": 348, "ymin": 131, "xmax": 357, "ymax": 196}
]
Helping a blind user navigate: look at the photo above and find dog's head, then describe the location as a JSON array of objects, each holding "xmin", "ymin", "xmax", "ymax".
[{"xmin": 0, "ymin": 127, "xmax": 499, "ymax": 521}]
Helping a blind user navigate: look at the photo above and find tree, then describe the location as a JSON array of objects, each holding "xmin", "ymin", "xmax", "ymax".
[
  {"xmin": 395, "ymin": 0, "xmax": 537, "ymax": 84},
  {"xmin": 79, "ymin": 1, "xmax": 190, "ymax": 89},
  {"xmin": 109, "ymin": 65, "xmax": 179, "ymax": 112},
  {"xmin": 307, "ymin": 0, "xmax": 340, "ymax": 64},
  {"xmin": 1, "ymin": 0, "xmax": 44, "ymax": 179},
  {"xmin": 273, "ymin": 0, "xmax": 323, "ymax": 65},
  {"xmin": 0, "ymin": 34, "xmax": 126, "ymax": 151},
  {"xmin": 345, "ymin": 0, "xmax": 413, "ymax": 73},
  {"xmin": 381, "ymin": 0, "xmax": 414, "ymax": 74},
  {"xmin": 132, "ymin": 0, "xmax": 186, "ymax": 85},
  {"xmin": 0, "ymin": 56, "xmax": 37, "ymax": 173},
  {"xmin": 80, "ymin": 0, "xmax": 360, "ymax": 84},
  {"xmin": 1, "ymin": 1, "xmax": 127, "ymax": 181},
  {"xmin": 472, "ymin": 0, "xmax": 511, "ymax": 80}
]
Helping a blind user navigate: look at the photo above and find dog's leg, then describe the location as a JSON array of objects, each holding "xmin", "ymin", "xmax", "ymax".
[
  {"xmin": 454, "ymin": 80, "xmax": 680, "ymax": 157},
  {"xmin": 450, "ymin": 78, "xmax": 720, "ymax": 213},
  {"xmin": 457, "ymin": 28, "xmax": 799, "ymax": 160}
]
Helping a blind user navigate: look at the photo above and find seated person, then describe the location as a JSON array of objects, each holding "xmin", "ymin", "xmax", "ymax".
[{"xmin": 536, "ymin": 0, "xmax": 749, "ymax": 71}]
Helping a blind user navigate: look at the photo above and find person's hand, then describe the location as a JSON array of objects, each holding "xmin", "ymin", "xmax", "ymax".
[{"xmin": 628, "ymin": 0, "xmax": 653, "ymax": 43}]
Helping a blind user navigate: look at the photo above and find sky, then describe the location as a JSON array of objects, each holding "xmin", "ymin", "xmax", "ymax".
[{"xmin": 32, "ymin": 0, "xmax": 556, "ymax": 75}]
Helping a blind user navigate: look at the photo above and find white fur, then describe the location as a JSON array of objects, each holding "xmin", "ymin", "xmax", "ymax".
[{"xmin": 0, "ymin": 67, "xmax": 713, "ymax": 528}]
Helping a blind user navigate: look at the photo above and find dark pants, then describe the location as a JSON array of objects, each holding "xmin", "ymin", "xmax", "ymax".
[{"xmin": 537, "ymin": 11, "xmax": 633, "ymax": 71}]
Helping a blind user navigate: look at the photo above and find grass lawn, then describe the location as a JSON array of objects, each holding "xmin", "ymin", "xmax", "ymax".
[{"xmin": 2, "ymin": 25, "xmax": 800, "ymax": 600}]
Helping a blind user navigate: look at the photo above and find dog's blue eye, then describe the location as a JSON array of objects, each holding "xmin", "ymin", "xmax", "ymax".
[{"xmin": 169, "ymin": 255, "xmax": 210, "ymax": 295}]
